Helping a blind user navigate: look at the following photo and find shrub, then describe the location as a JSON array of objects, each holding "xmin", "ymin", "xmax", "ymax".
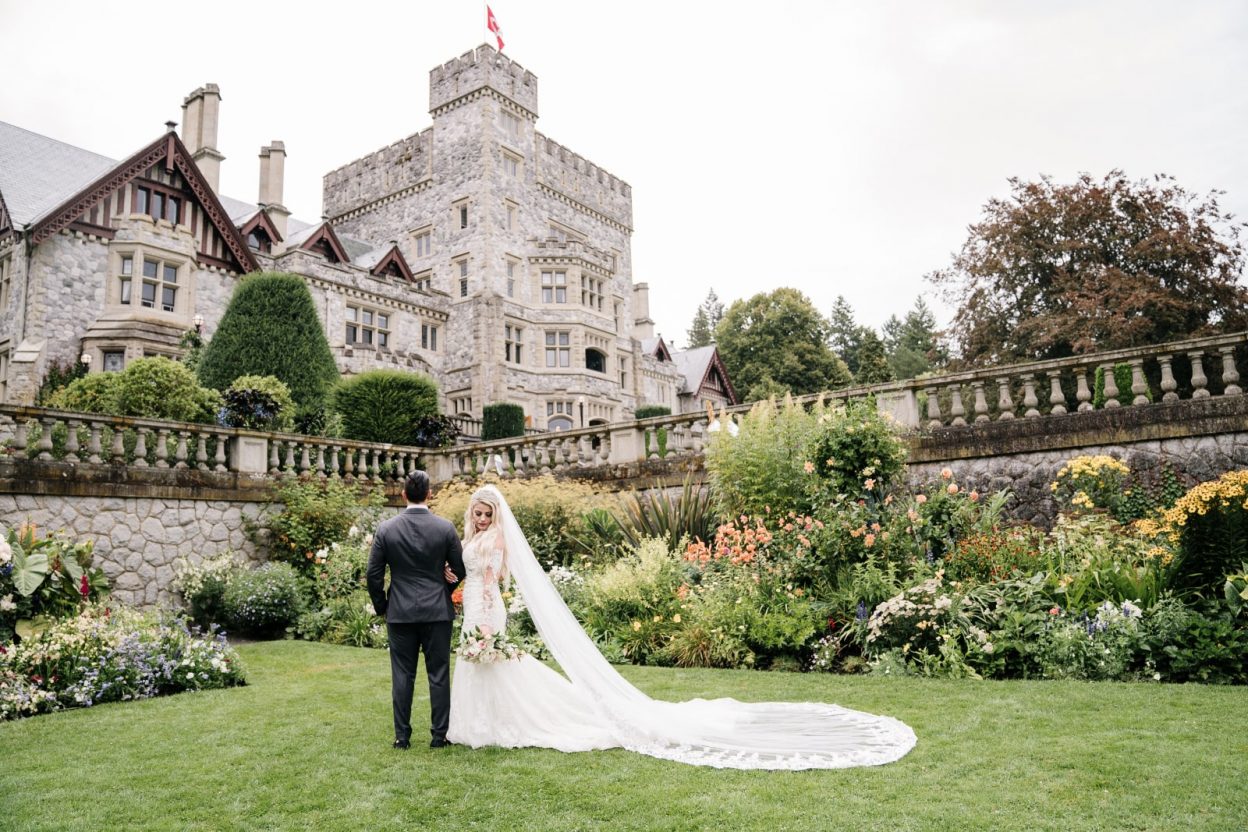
[
  {"xmin": 411, "ymin": 414, "xmax": 460, "ymax": 449},
  {"xmin": 1117, "ymin": 464, "xmax": 1187, "ymax": 523},
  {"xmin": 944, "ymin": 529, "xmax": 1044, "ymax": 583},
  {"xmin": 0, "ymin": 606, "xmax": 245, "ymax": 721},
  {"xmin": 634, "ymin": 405, "xmax": 671, "ymax": 420},
  {"xmin": 1032, "ymin": 601, "xmax": 1144, "ymax": 681},
  {"xmin": 110, "ymin": 356, "xmax": 220, "ymax": 423},
  {"xmin": 611, "ymin": 478, "xmax": 719, "ymax": 553},
  {"xmin": 704, "ymin": 395, "xmax": 824, "ymax": 518},
  {"xmin": 45, "ymin": 373, "xmax": 119, "ymax": 414},
  {"xmin": 329, "ymin": 369, "xmax": 440, "ymax": 446},
  {"xmin": 296, "ymin": 590, "xmax": 387, "ymax": 649},
  {"xmin": 221, "ymin": 563, "xmax": 306, "ymax": 637},
  {"xmin": 309, "ymin": 539, "xmax": 369, "ymax": 605},
  {"xmin": 37, "ymin": 359, "xmax": 88, "ymax": 406},
  {"xmin": 172, "ymin": 552, "xmax": 239, "ymax": 629},
  {"xmin": 579, "ymin": 539, "xmax": 686, "ymax": 663},
  {"xmin": 805, "ymin": 398, "xmax": 908, "ymax": 502},
  {"xmin": 481, "ymin": 403, "xmax": 526, "ymax": 441},
  {"xmin": 220, "ymin": 375, "xmax": 295, "ymax": 432},
  {"xmin": 197, "ymin": 272, "xmax": 339, "ymax": 410},
  {"xmin": 1160, "ymin": 469, "xmax": 1248, "ymax": 599},
  {"xmin": 1137, "ymin": 598, "xmax": 1248, "ymax": 684},
  {"xmin": 264, "ymin": 477, "xmax": 386, "ymax": 572},
  {"xmin": 1051, "ymin": 454, "xmax": 1131, "ymax": 515},
  {"xmin": 1041, "ymin": 513, "xmax": 1174, "ymax": 610}
]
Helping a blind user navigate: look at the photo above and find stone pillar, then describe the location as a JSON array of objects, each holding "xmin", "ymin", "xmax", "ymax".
[{"xmin": 876, "ymin": 388, "xmax": 919, "ymax": 429}]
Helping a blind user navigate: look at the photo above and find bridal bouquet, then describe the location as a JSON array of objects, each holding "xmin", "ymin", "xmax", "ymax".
[{"xmin": 457, "ymin": 625, "xmax": 526, "ymax": 664}]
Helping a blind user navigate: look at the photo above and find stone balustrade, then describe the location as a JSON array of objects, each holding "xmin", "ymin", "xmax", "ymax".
[{"xmin": 2, "ymin": 331, "xmax": 1244, "ymax": 489}]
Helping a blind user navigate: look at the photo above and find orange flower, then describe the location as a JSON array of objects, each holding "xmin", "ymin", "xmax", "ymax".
[
  {"xmin": 969, "ymin": 490, "xmax": 980, "ymax": 502},
  {"xmin": 451, "ymin": 587, "xmax": 464, "ymax": 605},
  {"xmin": 864, "ymin": 533, "xmax": 876, "ymax": 547},
  {"xmin": 947, "ymin": 483, "xmax": 960, "ymax": 495},
  {"xmin": 941, "ymin": 468, "xmax": 953, "ymax": 480},
  {"xmin": 803, "ymin": 461, "xmax": 815, "ymax": 473},
  {"xmin": 916, "ymin": 494, "xmax": 928, "ymax": 505}
]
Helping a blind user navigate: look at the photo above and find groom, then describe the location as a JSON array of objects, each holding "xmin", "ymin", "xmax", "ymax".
[{"xmin": 367, "ymin": 470, "xmax": 465, "ymax": 749}]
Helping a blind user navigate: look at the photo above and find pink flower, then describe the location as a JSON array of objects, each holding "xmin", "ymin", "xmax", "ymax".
[
  {"xmin": 803, "ymin": 461, "xmax": 815, "ymax": 474},
  {"xmin": 969, "ymin": 490, "xmax": 980, "ymax": 502},
  {"xmin": 864, "ymin": 533, "xmax": 876, "ymax": 548},
  {"xmin": 915, "ymin": 494, "xmax": 928, "ymax": 505},
  {"xmin": 80, "ymin": 574, "xmax": 90, "ymax": 599},
  {"xmin": 864, "ymin": 478, "xmax": 876, "ymax": 490},
  {"xmin": 947, "ymin": 483, "xmax": 960, "ymax": 495},
  {"xmin": 1049, "ymin": 607, "xmax": 1060, "ymax": 616},
  {"xmin": 941, "ymin": 468, "xmax": 953, "ymax": 480}
]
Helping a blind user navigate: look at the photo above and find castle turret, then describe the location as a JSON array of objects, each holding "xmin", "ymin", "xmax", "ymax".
[{"xmin": 429, "ymin": 44, "xmax": 539, "ymax": 117}]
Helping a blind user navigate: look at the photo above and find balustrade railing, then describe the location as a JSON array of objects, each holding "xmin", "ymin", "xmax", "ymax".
[{"xmin": 2, "ymin": 332, "xmax": 1244, "ymax": 486}]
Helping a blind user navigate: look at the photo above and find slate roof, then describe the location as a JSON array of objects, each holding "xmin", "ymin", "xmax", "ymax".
[
  {"xmin": 0, "ymin": 121, "xmax": 314, "ymax": 236},
  {"xmin": 0, "ymin": 121, "xmax": 116, "ymax": 227},
  {"xmin": 671, "ymin": 345, "xmax": 717, "ymax": 394}
]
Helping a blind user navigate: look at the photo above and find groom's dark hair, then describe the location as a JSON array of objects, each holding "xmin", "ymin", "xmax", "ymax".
[{"xmin": 404, "ymin": 471, "xmax": 430, "ymax": 504}]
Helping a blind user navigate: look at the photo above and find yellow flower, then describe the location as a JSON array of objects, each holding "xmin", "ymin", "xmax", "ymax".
[
  {"xmin": 631, "ymin": 621, "xmax": 642, "ymax": 631},
  {"xmin": 653, "ymin": 615, "xmax": 662, "ymax": 622},
  {"xmin": 672, "ymin": 614, "xmax": 682, "ymax": 623}
]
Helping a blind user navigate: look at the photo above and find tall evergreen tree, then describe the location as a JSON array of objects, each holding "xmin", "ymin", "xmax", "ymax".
[
  {"xmin": 855, "ymin": 327, "xmax": 894, "ymax": 384},
  {"xmin": 687, "ymin": 288, "xmax": 725, "ymax": 348},
  {"xmin": 828, "ymin": 295, "xmax": 863, "ymax": 375},
  {"xmin": 197, "ymin": 272, "xmax": 339, "ymax": 411},
  {"xmin": 887, "ymin": 297, "xmax": 946, "ymax": 379}
]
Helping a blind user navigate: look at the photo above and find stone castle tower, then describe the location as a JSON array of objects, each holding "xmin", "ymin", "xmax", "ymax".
[{"xmin": 322, "ymin": 44, "xmax": 658, "ymax": 430}]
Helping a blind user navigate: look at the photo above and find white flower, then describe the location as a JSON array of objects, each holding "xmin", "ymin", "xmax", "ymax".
[
  {"xmin": 348, "ymin": 526, "xmax": 360, "ymax": 539},
  {"xmin": 186, "ymin": 672, "xmax": 196, "ymax": 681},
  {"xmin": 365, "ymin": 603, "xmax": 377, "ymax": 616},
  {"xmin": 933, "ymin": 596, "xmax": 953, "ymax": 611},
  {"xmin": 0, "ymin": 594, "xmax": 15, "ymax": 612},
  {"xmin": 982, "ymin": 642, "xmax": 995, "ymax": 654},
  {"xmin": 364, "ymin": 534, "xmax": 374, "ymax": 548},
  {"xmin": 0, "ymin": 537, "xmax": 11, "ymax": 565}
]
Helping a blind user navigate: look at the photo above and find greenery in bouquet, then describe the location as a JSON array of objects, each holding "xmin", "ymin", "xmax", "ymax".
[
  {"xmin": 457, "ymin": 624, "xmax": 526, "ymax": 663},
  {"xmin": 0, "ymin": 605, "xmax": 245, "ymax": 721},
  {"xmin": 2, "ymin": 524, "xmax": 110, "ymax": 643}
]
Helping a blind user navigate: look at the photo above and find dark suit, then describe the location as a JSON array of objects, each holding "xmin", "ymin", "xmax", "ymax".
[{"xmin": 367, "ymin": 505, "xmax": 465, "ymax": 744}]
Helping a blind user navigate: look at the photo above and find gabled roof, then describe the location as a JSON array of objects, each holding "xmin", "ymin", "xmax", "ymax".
[
  {"xmin": 291, "ymin": 221, "xmax": 350, "ymax": 263},
  {"xmin": 0, "ymin": 121, "xmax": 116, "ymax": 228},
  {"xmin": 361, "ymin": 245, "xmax": 415, "ymax": 282},
  {"xmin": 641, "ymin": 336, "xmax": 673, "ymax": 362},
  {"xmin": 238, "ymin": 209, "xmax": 284, "ymax": 244},
  {"xmin": 672, "ymin": 345, "xmax": 739, "ymax": 404},
  {"xmin": 24, "ymin": 130, "xmax": 259, "ymax": 274}
]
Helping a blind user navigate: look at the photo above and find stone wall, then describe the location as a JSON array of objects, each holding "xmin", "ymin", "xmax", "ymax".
[
  {"xmin": 0, "ymin": 493, "xmax": 266, "ymax": 608},
  {"xmin": 907, "ymin": 396, "xmax": 1248, "ymax": 525}
]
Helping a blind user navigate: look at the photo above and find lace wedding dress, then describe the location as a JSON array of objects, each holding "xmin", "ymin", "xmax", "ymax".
[{"xmin": 446, "ymin": 485, "xmax": 916, "ymax": 769}]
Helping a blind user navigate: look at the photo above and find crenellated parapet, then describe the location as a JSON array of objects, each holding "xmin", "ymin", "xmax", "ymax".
[
  {"xmin": 430, "ymin": 43, "xmax": 539, "ymax": 117},
  {"xmin": 534, "ymin": 132, "xmax": 632, "ymax": 231},
  {"xmin": 322, "ymin": 129, "xmax": 433, "ymax": 222}
]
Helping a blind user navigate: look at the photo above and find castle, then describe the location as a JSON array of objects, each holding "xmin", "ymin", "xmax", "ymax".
[{"xmin": 0, "ymin": 44, "xmax": 736, "ymax": 428}]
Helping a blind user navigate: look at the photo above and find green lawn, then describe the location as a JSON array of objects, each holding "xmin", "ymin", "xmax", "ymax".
[{"xmin": 2, "ymin": 641, "xmax": 1244, "ymax": 832}]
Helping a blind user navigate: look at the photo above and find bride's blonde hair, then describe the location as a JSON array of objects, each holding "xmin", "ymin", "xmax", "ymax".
[{"xmin": 463, "ymin": 486, "xmax": 503, "ymax": 545}]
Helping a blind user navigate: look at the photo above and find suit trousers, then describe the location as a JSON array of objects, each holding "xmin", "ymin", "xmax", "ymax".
[{"xmin": 387, "ymin": 620, "xmax": 453, "ymax": 743}]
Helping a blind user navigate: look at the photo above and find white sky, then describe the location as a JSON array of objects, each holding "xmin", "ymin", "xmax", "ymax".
[{"xmin": 2, "ymin": 0, "xmax": 1246, "ymax": 348}]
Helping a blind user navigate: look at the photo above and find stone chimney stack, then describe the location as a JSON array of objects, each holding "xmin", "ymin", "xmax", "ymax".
[
  {"xmin": 258, "ymin": 141, "xmax": 290, "ymax": 240},
  {"xmin": 633, "ymin": 282, "xmax": 655, "ymax": 340},
  {"xmin": 180, "ymin": 84, "xmax": 225, "ymax": 193}
]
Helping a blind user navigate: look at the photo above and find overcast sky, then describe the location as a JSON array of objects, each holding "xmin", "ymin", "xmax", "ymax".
[{"xmin": 3, "ymin": 0, "xmax": 1246, "ymax": 348}]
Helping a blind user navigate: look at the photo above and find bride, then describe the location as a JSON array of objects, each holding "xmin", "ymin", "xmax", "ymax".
[{"xmin": 446, "ymin": 484, "xmax": 916, "ymax": 769}]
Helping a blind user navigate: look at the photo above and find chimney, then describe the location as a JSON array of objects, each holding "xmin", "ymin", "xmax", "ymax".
[
  {"xmin": 632, "ymin": 282, "xmax": 655, "ymax": 340},
  {"xmin": 180, "ymin": 84, "xmax": 225, "ymax": 193},
  {"xmin": 258, "ymin": 141, "xmax": 290, "ymax": 240}
]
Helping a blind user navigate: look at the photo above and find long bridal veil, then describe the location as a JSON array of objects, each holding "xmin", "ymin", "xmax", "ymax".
[{"xmin": 480, "ymin": 484, "xmax": 917, "ymax": 770}]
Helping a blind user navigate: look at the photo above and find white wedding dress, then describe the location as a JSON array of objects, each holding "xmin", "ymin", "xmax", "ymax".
[{"xmin": 446, "ymin": 486, "xmax": 916, "ymax": 769}]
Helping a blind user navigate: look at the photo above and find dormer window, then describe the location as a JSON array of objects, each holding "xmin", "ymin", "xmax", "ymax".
[{"xmin": 246, "ymin": 230, "xmax": 272, "ymax": 254}]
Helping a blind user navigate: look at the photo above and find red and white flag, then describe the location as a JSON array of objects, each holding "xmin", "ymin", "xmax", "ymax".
[{"xmin": 487, "ymin": 6, "xmax": 505, "ymax": 51}]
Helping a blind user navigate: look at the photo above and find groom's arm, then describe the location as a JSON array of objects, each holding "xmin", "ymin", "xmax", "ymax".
[
  {"xmin": 447, "ymin": 529, "xmax": 466, "ymax": 583},
  {"xmin": 366, "ymin": 525, "xmax": 388, "ymax": 617}
]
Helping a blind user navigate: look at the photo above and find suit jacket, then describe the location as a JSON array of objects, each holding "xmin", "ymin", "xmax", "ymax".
[{"xmin": 367, "ymin": 506, "xmax": 466, "ymax": 623}]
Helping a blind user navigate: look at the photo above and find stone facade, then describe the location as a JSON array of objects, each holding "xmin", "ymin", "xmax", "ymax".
[
  {"xmin": 323, "ymin": 45, "xmax": 664, "ymax": 430},
  {"xmin": 0, "ymin": 493, "xmax": 265, "ymax": 607},
  {"xmin": 0, "ymin": 44, "xmax": 684, "ymax": 426}
]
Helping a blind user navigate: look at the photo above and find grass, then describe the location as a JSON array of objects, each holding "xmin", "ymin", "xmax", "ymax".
[{"xmin": 2, "ymin": 640, "xmax": 1245, "ymax": 832}]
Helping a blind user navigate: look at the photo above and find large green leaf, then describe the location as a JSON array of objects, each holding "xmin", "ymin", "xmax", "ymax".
[
  {"xmin": 12, "ymin": 543, "xmax": 50, "ymax": 597},
  {"xmin": 58, "ymin": 549, "xmax": 84, "ymax": 584}
]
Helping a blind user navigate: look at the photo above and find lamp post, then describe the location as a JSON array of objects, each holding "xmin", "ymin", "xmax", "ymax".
[
  {"xmin": 80, "ymin": 352, "xmax": 92, "ymax": 372},
  {"xmin": 577, "ymin": 395, "xmax": 585, "ymax": 428},
  {"xmin": 193, "ymin": 314, "xmax": 204, "ymax": 334}
]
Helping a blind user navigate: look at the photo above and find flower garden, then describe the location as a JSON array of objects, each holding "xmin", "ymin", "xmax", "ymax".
[{"xmin": 5, "ymin": 396, "xmax": 1248, "ymax": 726}]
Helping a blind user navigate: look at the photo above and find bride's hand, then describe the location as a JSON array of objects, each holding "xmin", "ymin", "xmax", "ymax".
[{"xmin": 444, "ymin": 565, "xmax": 457, "ymax": 583}]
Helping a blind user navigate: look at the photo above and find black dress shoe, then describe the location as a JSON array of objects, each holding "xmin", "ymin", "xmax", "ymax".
[
  {"xmin": 429, "ymin": 738, "xmax": 453, "ymax": 748},
  {"xmin": 393, "ymin": 739, "xmax": 410, "ymax": 750}
]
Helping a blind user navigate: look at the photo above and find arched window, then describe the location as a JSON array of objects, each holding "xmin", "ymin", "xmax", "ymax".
[
  {"xmin": 548, "ymin": 416, "xmax": 574, "ymax": 432},
  {"xmin": 585, "ymin": 348, "xmax": 606, "ymax": 373}
]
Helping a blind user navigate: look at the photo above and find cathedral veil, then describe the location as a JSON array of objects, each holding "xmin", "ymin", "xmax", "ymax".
[{"xmin": 474, "ymin": 484, "xmax": 917, "ymax": 770}]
